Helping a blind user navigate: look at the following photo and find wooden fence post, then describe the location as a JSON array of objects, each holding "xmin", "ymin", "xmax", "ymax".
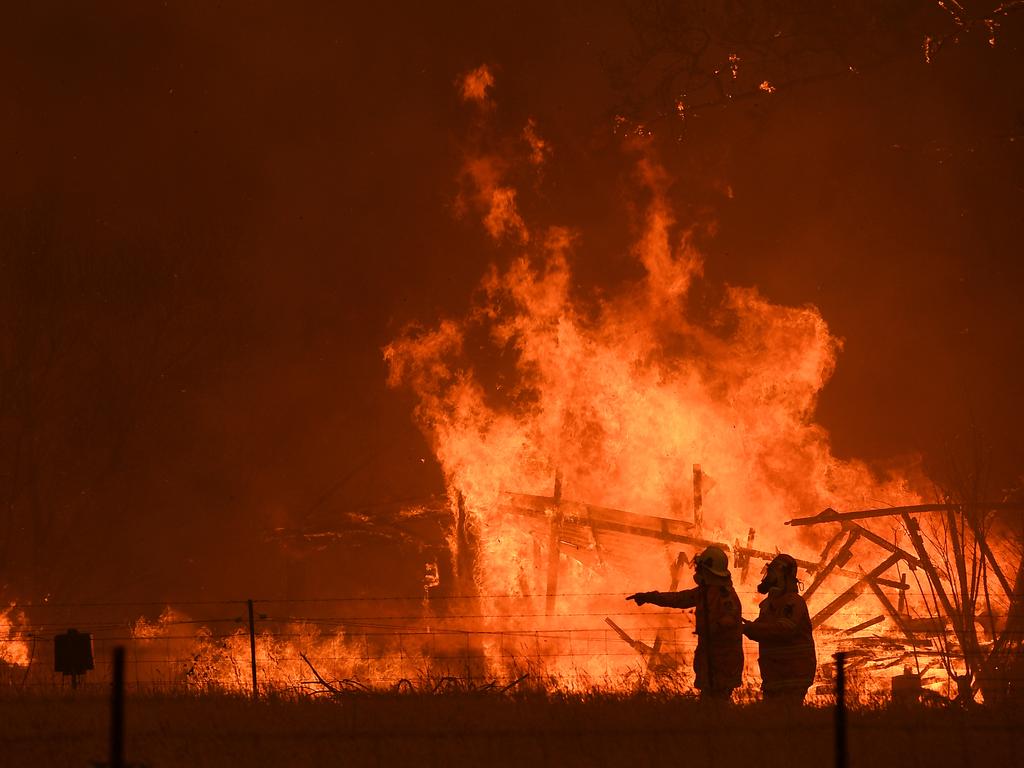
[{"xmin": 248, "ymin": 599, "xmax": 258, "ymax": 699}]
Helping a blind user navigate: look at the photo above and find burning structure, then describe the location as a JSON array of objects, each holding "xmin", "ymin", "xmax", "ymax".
[{"xmin": 376, "ymin": 64, "xmax": 1024, "ymax": 701}]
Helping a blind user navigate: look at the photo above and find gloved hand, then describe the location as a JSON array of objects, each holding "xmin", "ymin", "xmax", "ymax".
[{"xmin": 626, "ymin": 591, "xmax": 657, "ymax": 606}]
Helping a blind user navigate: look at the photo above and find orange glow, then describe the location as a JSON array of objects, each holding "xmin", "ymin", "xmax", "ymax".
[
  {"xmin": 0, "ymin": 606, "xmax": 30, "ymax": 668},
  {"xmin": 523, "ymin": 118, "xmax": 550, "ymax": 166},
  {"xmin": 459, "ymin": 64, "xmax": 495, "ymax": 105},
  {"xmin": 379, "ymin": 70, "xmax": 944, "ymax": 695}
]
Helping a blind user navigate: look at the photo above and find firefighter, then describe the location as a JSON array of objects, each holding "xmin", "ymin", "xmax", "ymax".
[
  {"xmin": 742, "ymin": 553, "xmax": 817, "ymax": 703},
  {"xmin": 627, "ymin": 546, "xmax": 744, "ymax": 700}
]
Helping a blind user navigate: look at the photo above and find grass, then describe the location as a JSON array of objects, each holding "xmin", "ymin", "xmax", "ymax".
[{"xmin": 1, "ymin": 689, "xmax": 1021, "ymax": 767}]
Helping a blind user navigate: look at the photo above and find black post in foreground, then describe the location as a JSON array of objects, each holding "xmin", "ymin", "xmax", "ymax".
[
  {"xmin": 834, "ymin": 651, "xmax": 847, "ymax": 768},
  {"xmin": 247, "ymin": 599, "xmax": 258, "ymax": 698},
  {"xmin": 110, "ymin": 646, "xmax": 125, "ymax": 768}
]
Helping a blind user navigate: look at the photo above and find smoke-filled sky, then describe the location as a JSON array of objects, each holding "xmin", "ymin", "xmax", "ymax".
[{"xmin": 2, "ymin": 2, "xmax": 1022, "ymax": 605}]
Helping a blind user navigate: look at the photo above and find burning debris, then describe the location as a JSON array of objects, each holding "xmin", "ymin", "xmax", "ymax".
[
  {"xmin": 790, "ymin": 500, "xmax": 1024, "ymax": 702},
  {"xmin": 0, "ymin": 606, "xmax": 31, "ymax": 669}
]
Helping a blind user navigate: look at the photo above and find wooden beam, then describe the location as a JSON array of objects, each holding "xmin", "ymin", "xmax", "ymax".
[
  {"xmin": 729, "ymin": 541, "xmax": 909, "ymax": 590},
  {"xmin": 864, "ymin": 575, "xmax": 916, "ymax": 644},
  {"xmin": 646, "ymin": 551, "xmax": 688, "ymax": 680},
  {"xmin": 544, "ymin": 472, "xmax": 563, "ymax": 617},
  {"xmin": 692, "ymin": 464, "xmax": 703, "ymax": 533},
  {"xmin": 787, "ymin": 502, "xmax": 1024, "ymax": 527},
  {"xmin": 733, "ymin": 545, "xmax": 822, "ymax": 573},
  {"xmin": 804, "ymin": 529, "xmax": 860, "ymax": 603},
  {"xmin": 739, "ymin": 528, "xmax": 756, "ymax": 584},
  {"xmin": 847, "ymin": 523, "xmax": 922, "ymax": 570},
  {"xmin": 500, "ymin": 492, "xmax": 727, "ymax": 551},
  {"xmin": 605, "ymin": 617, "xmax": 680, "ymax": 672},
  {"xmin": 502, "ymin": 491, "xmax": 910, "ymax": 591},
  {"xmin": 844, "ymin": 615, "xmax": 885, "ymax": 634},
  {"xmin": 812, "ymin": 551, "xmax": 902, "ymax": 628}
]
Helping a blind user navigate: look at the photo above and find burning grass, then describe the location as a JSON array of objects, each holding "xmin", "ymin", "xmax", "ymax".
[{"xmin": 1, "ymin": 687, "xmax": 1021, "ymax": 767}]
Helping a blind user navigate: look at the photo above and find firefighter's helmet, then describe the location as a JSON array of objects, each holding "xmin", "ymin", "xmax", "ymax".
[
  {"xmin": 695, "ymin": 546, "xmax": 730, "ymax": 577},
  {"xmin": 768, "ymin": 553, "xmax": 798, "ymax": 579}
]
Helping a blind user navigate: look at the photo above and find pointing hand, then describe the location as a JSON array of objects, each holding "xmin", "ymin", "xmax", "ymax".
[{"xmin": 627, "ymin": 592, "xmax": 656, "ymax": 606}]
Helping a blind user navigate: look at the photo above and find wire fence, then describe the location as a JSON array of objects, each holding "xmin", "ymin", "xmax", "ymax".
[{"xmin": 1, "ymin": 593, "xmax": 1015, "ymax": 700}]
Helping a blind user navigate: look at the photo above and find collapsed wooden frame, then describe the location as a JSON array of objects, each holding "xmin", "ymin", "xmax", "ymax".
[{"xmin": 497, "ymin": 472, "xmax": 1024, "ymax": 686}]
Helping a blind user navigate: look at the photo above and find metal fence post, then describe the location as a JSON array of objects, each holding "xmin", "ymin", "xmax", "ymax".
[
  {"xmin": 110, "ymin": 646, "xmax": 125, "ymax": 768},
  {"xmin": 835, "ymin": 651, "xmax": 847, "ymax": 768}
]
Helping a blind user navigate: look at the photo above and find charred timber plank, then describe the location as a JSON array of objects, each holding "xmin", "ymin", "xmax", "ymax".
[
  {"xmin": 787, "ymin": 502, "xmax": 1024, "ymax": 527},
  {"xmin": 864, "ymin": 576, "xmax": 917, "ymax": 643},
  {"xmin": 585, "ymin": 515, "xmax": 727, "ymax": 550},
  {"xmin": 872, "ymin": 575, "xmax": 909, "ymax": 590},
  {"xmin": 503, "ymin": 492, "xmax": 696, "ymax": 530},
  {"xmin": 844, "ymin": 615, "xmax": 885, "ymax": 634},
  {"xmin": 544, "ymin": 473, "xmax": 564, "ymax": 617},
  {"xmin": 501, "ymin": 494, "xmax": 911, "ymax": 590},
  {"xmin": 738, "ymin": 528, "xmax": 756, "ymax": 584},
  {"xmin": 647, "ymin": 551, "xmax": 688, "ymax": 679},
  {"xmin": 604, "ymin": 617, "xmax": 651, "ymax": 656},
  {"xmin": 692, "ymin": 464, "xmax": 704, "ymax": 532},
  {"xmin": 729, "ymin": 542, "xmax": 908, "ymax": 589},
  {"xmin": 500, "ymin": 492, "xmax": 728, "ymax": 551},
  {"xmin": 733, "ymin": 546, "xmax": 822, "ymax": 572},
  {"xmin": 811, "ymin": 552, "xmax": 902, "ymax": 628},
  {"xmin": 816, "ymin": 527, "xmax": 847, "ymax": 567},
  {"xmin": 811, "ymin": 583, "xmax": 863, "ymax": 629},
  {"xmin": 803, "ymin": 530, "xmax": 860, "ymax": 603},
  {"xmin": 847, "ymin": 523, "xmax": 922, "ymax": 570}
]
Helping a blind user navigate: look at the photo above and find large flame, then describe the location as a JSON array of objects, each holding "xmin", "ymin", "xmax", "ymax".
[
  {"xmin": 386, "ymin": 147, "xmax": 920, "ymax": 569},
  {"xmin": 381, "ymin": 65, "xmax": 931, "ymax": 690}
]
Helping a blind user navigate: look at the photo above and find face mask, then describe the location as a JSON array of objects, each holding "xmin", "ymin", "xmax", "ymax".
[{"xmin": 758, "ymin": 566, "xmax": 784, "ymax": 595}]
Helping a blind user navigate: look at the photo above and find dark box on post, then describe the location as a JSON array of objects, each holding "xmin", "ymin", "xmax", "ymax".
[{"xmin": 54, "ymin": 628, "xmax": 95, "ymax": 676}]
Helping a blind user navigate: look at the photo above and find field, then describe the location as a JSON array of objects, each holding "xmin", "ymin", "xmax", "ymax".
[{"xmin": 2, "ymin": 690, "xmax": 1022, "ymax": 768}]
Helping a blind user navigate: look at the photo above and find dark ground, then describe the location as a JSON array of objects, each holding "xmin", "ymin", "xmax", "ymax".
[{"xmin": 1, "ymin": 692, "xmax": 1021, "ymax": 767}]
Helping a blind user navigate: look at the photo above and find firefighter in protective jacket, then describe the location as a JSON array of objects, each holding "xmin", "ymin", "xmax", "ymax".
[
  {"xmin": 627, "ymin": 546, "xmax": 744, "ymax": 700},
  {"xmin": 742, "ymin": 553, "xmax": 816, "ymax": 702}
]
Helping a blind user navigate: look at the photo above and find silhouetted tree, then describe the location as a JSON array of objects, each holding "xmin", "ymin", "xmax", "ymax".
[{"xmin": 606, "ymin": 0, "xmax": 1024, "ymax": 135}]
